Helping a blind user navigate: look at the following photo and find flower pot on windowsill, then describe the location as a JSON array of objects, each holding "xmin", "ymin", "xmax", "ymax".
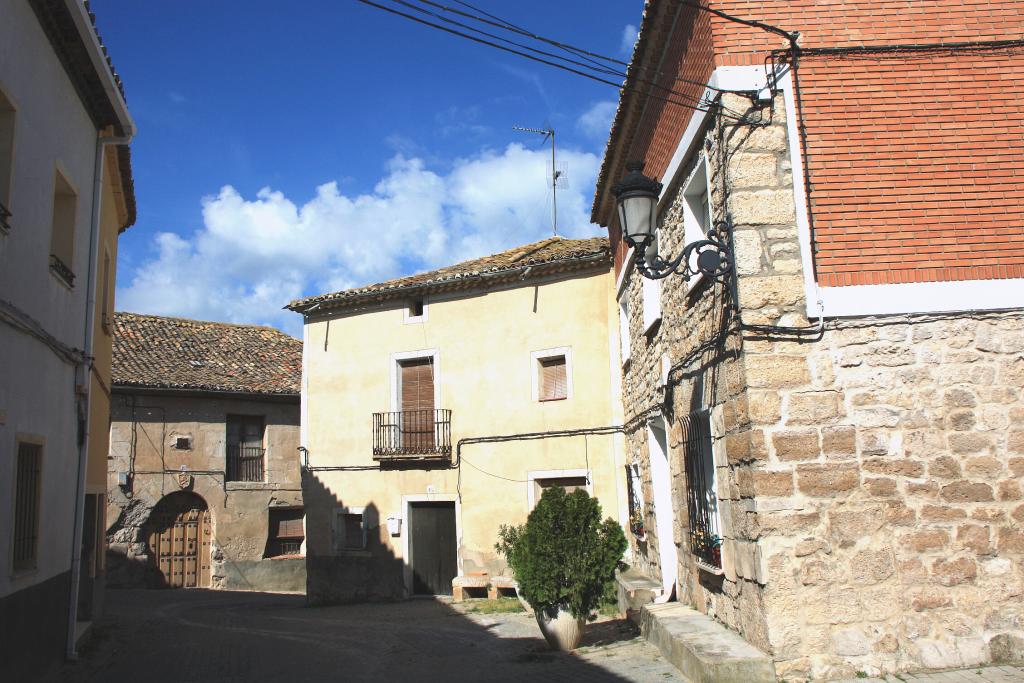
[{"xmin": 535, "ymin": 604, "xmax": 585, "ymax": 651}]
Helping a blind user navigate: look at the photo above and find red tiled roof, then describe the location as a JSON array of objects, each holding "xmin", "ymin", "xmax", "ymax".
[{"xmin": 112, "ymin": 312, "xmax": 302, "ymax": 396}]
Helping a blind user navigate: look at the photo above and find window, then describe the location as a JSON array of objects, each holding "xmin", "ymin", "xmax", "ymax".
[
  {"xmin": 641, "ymin": 234, "xmax": 662, "ymax": 332},
  {"xmin": 531, "ymin": 347, "xmax": 572, "ymax": 402},
  {"xmin": 539, "ymin": 356, "xmax": 567, "ymax": 401},
  {"xmin": 100, "ymin": 249, "xmax": 112, "ymax": 332},
  {"xmin": 332, "ymin": 508, "xmax": 366, "ymax": 551},
  {"xmin": 13, "ymin": 442, "xmax": 42, "ymax": 572},
  {"xmin": 681, "ymin": 410, "xmax": 721, "ymax": 570},
  {"xmin": 618, "ymin": 295, "xmax": 631, "ymax": 364},
  {"xmin": 625, "ymin": 463, "xmax": 645, "ymax": 537},
  {"xmin": 403, "ymin": 297, "xmax": 428, "ymax": 323},
  {"xmin": 682, "ymin": 158, "xmax": 713, "ymax": 290},
  {"xmin": 528, "ymin": 470, "xmax": 592, "ymax": 508},
  {"xmin": 0, "ymin": 86, "xmax": 14, "ymax": 232},
  {"xmin": 266, "ymin": 508, "xmax": 304, "ymax": 557},
  {"xmin": 50, "ymin": 169, "xmax": 77, "ymax": 287},
  {"xmin": 226, "ymin": 415, "xmax": 265, "ymax": 482}
]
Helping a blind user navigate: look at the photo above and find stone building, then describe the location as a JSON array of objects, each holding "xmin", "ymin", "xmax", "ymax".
[
  {"xmin": 592, "ymin": 1, "xmax": 1024, "ymax": 679},
  {"xmin": 0, "ymin": 1, "xmax": 135, "ymax": 678},
  {"xmin": 106, "ymin": 312, "xmax": 306, "ymax": 594},
  {"xmin": 288, "ymin": 237, "xmax": 629, "ymax": 603}
]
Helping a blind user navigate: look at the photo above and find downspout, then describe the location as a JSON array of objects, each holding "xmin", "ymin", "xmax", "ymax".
[{"xmin": 66, "ymin": 132, "xmax": 132, "ymax": 660}]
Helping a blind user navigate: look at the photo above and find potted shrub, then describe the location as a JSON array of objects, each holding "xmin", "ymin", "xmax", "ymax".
[{"xmin": 496, "ymin": 487, "xmax": 627, "ymax": 651}]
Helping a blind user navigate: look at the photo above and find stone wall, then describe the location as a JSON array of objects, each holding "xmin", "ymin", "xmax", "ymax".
[
  {"xmin": 616, "ymin": 90, "xmax": 1024, "ymax": 680},
  {"xmin": 106, "ymin": 391, "xmax": 305, "ymax": 593}
]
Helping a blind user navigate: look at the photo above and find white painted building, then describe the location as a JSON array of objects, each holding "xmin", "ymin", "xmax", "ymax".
[{"xmin": 0, "ymin": 1, "xmax": 135, "ymax": 679}]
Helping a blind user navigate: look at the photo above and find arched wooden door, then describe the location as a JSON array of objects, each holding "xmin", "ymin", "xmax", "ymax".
[{"xmin": 146, "ymin": 492, "xmax": 211, "ymax": 588}]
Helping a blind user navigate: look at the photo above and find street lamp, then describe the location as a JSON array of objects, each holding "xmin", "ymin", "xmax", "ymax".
[{"xmin": 611, "ymin": 160, "xmax": 734, "ymax": 285}]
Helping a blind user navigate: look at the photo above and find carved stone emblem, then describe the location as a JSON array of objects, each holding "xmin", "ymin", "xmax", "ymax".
[{"xmin": 177, "ymin": 471, "xmax": 193, "ymax": 489}]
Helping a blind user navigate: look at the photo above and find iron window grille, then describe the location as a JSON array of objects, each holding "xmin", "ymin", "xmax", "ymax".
[
  {"xmin": 681, "ymin": 410, "xmax": 722, "ymax": 569},
  {"xmin": 227, "ymin": 445, "xmax": 265, "ymax": 482},
  {"xmin": 13, "ymin": 443, "xmax": 42, "ymax": 571},
  {"xmin": 49, "ymin": 253, "xmax": 75, "ymax": 287}
]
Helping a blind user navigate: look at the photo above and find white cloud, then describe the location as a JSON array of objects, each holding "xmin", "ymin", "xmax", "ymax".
[
  {"xmin": 620, "ymin": 24, "xmax": 638, "ymax": 55},
  {"xmin": 117, "ymin": 144, "xmax": 602, "ymax": 335},
  {"xmin": 576, "ymin": 100, "xmax": 617, "ymax": 140}
]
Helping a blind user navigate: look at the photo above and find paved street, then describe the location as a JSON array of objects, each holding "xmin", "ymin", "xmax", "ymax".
[{"xmin": 52, "ymin": 589, "xmax": 686, "ymax": 682}]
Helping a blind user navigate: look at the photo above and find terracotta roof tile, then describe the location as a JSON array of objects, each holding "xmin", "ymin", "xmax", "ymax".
[
  {"xmin": 112, "ymin": 312, "xmax": 302, "ymax": 396},
  {"xmin": 288, "ymin": 236, "xmax": 610, "ymax": 312}
]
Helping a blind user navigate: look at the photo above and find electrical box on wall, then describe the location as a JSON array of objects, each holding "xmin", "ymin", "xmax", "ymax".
[
  {"xmin": 386, "ymin": 516, "xmax": 402, "ymax": 537},
  {"xmin": 117, "ymin": 471, "xmax": 129, "ymax": 487}
]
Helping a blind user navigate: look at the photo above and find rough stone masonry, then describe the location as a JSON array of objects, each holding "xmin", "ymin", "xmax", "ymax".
[{"xmin": 617, "ymin": 92, "xmax": 1024, "ymax": 681}]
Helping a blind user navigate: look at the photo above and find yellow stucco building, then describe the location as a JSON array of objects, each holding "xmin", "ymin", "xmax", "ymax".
[{"xmin": 288, "ymin": 237, "xmax": 628, "ymax": 602}]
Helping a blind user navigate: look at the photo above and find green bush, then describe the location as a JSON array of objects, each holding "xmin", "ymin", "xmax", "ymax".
[{"xmin": 495, "ymin": 487, "xmax": 627, "ymax": 620}]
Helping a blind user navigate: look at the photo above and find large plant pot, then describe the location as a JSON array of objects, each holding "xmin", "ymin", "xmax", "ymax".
[{"xmin": 536, "ymin": 605, "xmax": 585, "ymax": 651}]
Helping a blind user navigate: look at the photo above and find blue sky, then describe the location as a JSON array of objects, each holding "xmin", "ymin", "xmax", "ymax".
[{"xmin": 93, "ymin": 0, "xmax": 643, "ymax": 335}]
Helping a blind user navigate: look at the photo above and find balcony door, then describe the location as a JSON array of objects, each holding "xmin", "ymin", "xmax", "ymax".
[
  {"xmin": 399, "ymin": 358, "xmax": 435, "ymax": 451},
  {"xmin": 226, "ymin": 414, "xmax": 265, "ymax": 482}
]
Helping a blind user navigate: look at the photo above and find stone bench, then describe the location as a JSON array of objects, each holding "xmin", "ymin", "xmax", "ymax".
[
  {"xmin": 452, "ymin": 574, "xmax": 490, "ymax": 602},
  {"xmin": 488, "ymin": 576, "xmax": 518, "ymax": 599}
]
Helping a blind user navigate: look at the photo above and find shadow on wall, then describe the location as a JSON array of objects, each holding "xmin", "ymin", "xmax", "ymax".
[{"xmin": 301, "ymin": 468, "xmax": 408, "ymax": 603}]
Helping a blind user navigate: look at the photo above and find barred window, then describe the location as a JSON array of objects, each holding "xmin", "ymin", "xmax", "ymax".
[
  {"xmin": 681, "ymin": 411, "xmax": 721, "ymax": 569},
  {"xmin": 13, "ymin": 442, "xmax": 42, "ymax": 572}
]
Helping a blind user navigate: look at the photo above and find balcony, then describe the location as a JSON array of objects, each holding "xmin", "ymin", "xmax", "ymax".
[
  {"xmin": 373, "ymin": 409, "xmax": 452, "ymax": 461},
  {"xmin": 49, "ymin": 254, "xmax": 75, "ymax": 287},
  {"xmin": 227, "ymin": 445, "xmax": 265, "ymax": 482}
]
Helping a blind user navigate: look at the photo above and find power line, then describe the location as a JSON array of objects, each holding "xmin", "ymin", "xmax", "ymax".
[{"xmin": 354, "ymin": 0, "xmax": 754, "ymax": 120}]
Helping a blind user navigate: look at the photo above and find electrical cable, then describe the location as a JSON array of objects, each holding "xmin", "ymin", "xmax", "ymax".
[{"xmin": 353, "ymin": 0, "xmax": 753, "ymax": 120}]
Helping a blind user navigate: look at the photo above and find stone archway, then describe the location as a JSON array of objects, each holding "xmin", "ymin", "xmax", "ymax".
[{"xmin": 145, "ymin": 491, "xmax": 212, "ymax": 588}]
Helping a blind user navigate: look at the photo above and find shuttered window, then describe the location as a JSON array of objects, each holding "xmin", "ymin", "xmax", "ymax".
[
  {"xmin": 538, "ymin": 356, "xmax": 567, "ymax": 401},
  {"xmin": 266, "ymin": 508, "xmax": 304, "ymax": 557},
  {"xmin": 13, "ymin": 442, "xmax": 42, "ymax": 572},
  {"xmin": 400, "ymin": 358, "xmax": 435, "ymax": 412}
]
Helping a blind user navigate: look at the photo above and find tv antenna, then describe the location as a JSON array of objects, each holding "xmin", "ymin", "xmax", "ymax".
[{"xmin": 513, "ymin": 125, "xmax": 566, "ymax": 237}]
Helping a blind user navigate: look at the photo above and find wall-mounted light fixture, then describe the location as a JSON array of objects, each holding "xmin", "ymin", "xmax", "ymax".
[{"xmin": 611, "ymin": 160, "xmax": 735, "ymax": 290}]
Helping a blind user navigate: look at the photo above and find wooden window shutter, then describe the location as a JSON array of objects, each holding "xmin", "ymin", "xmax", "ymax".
[
  {"xmin": 539, "ymin": 356, "xmax": 567, "ymax": 401},
  {"xmin": 400, "ymin": 358, "xmax": 434, "ymax": 412},
  {"xmin": 273, "ymin": 509, "xmax": 304, "ymax": 539},
  {"xmin": 13, "ymin": 443, "xmax": 41, "ymax": 570}
]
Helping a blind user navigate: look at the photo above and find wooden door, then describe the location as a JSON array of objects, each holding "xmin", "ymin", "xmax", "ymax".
[
  {"xmin": 410, "ymin": 502, "xmax": 457, "ymax": 595},
  {"xmin": 147, "ymin": 494, "xmax": 211, "ymax": 588},
  {"xmin": 400, "ymin": 358, "xmax": 435, "ymax": 451}
]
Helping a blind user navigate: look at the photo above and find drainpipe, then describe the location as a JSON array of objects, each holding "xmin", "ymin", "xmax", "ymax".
[{"xmin": 66, "ymin": 132, "xmax": 132, "ymax": 660}]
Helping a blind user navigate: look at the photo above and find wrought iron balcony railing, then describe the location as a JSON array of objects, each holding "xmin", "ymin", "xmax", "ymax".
[
  {"xmin": 373, "ymin": 409, "xmax": 452, "ymax": 461},
  {"xmin": 227, "ymin": 445, "xmax": 265, "ymax": 482},
  {"xmin": 49, "ymin": 254, "xmax": 75, "ymax": 287}
]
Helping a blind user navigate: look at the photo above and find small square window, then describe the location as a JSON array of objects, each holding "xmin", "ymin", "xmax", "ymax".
[
  {"xmin": 266, "ymin": 508, "xmax": 304, "ymax": 557},
  {"xmin": 410, "ymin": 299, "xmax": 424, "ymax": 317},
  {"xmin": 404, "ymin": 298, "xmax": 428, "ymax": 323},
  {"xmin": 333, "ymin": 508, "xmax": 366, "ymax": 551},
  {"xmin": 175, "ymin": 436, "xmax": 191, "ymax": 450},
  {"xmin": 538, "ymin": 356, "xmax": 567, "ymax": 401}
]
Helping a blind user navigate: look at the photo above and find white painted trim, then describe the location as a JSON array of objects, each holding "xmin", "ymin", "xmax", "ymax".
[
  {"xmin": 389, "ymin": 349, "xmax": 440, "ymax": 413},
  {"xmin": 402, "ymin": 296, "xmax": 428, "ymax": 324},
  {"xmin": 641, "ymin": 274, "xmax": 662, "ymax": 333},
  {"xmin": 818, "ymin": 279, "xmax": 1024, "ymax": 317},
  {"xmin": 614, "ymin": 246, "xmax": 635, "ymax": 297},
  {"xmin": 617, "ymin": 294, "xmax": 631, "ymax": 366},
  {"xmin": 776, "ymin": 68, "xmax": 823, "ymax": 319},
  {"xmin": 530, "ymin": 346, "xmax": 573, "ymax": 402},
  {"xmin": 526, "ymin": 468, "xmax": 593, "ymax": 509},
  {"xmin": 299, "ymin": 324, "xmax": 309, "ymax": 451},
  {"xmin": 401, "ymin": 493, "xmax": 462, "ymax": 597},
  {"xmin": 646, "ymin": 417, "xmax": 677, "ymax": 601}
]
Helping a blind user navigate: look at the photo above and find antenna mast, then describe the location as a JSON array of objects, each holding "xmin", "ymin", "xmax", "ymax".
[{"xmin": 513, "ymin": 125, "xmax": 565, "ymax": 237}]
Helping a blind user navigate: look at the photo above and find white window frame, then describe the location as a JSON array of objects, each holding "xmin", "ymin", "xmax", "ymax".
[
  {"xmin": 618, "ymin": 294, "xmax": 631, "ymax": 365},
  {"xmin": 332, "ymin": 506, "xmax": 367, "ymax": 553},
  {"xmin": 527, "ymin": 469, "xmax": 593, "ymax": 509},
  {"xmin": 389, "ymin": 349, "xmax": 440, "ymax": 413},
  {"xmin": 530, "ymin": 346, "xmax": 573, "ymax": 402},
  {"xmin": 641, "ymin": 254, "xmax": 662, "ymax": 332},
  {"xmin": 0, "ymin": 82, "xmax": 16, "ymax": 234},
  {"xmin": 681, "ymin": 158, "xmax": 714, "ymax": 291},
  {"xmin": 403, "ymin": 297, "xmax": 428, "ymax": 324}
]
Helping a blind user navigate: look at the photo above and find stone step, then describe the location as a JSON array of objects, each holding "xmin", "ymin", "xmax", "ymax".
[
  {"xmin": 640, "ymin": 603, "xmax": 775, "ymax": 683},
  {"xmin": 615, "ymin": 567, "xmax": 663, "ymax": 619}
]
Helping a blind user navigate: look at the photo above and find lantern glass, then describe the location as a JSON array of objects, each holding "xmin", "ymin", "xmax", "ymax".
[{"xmin": 619, "ymin": 192, "xmax": 656, "ymax": 246}]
